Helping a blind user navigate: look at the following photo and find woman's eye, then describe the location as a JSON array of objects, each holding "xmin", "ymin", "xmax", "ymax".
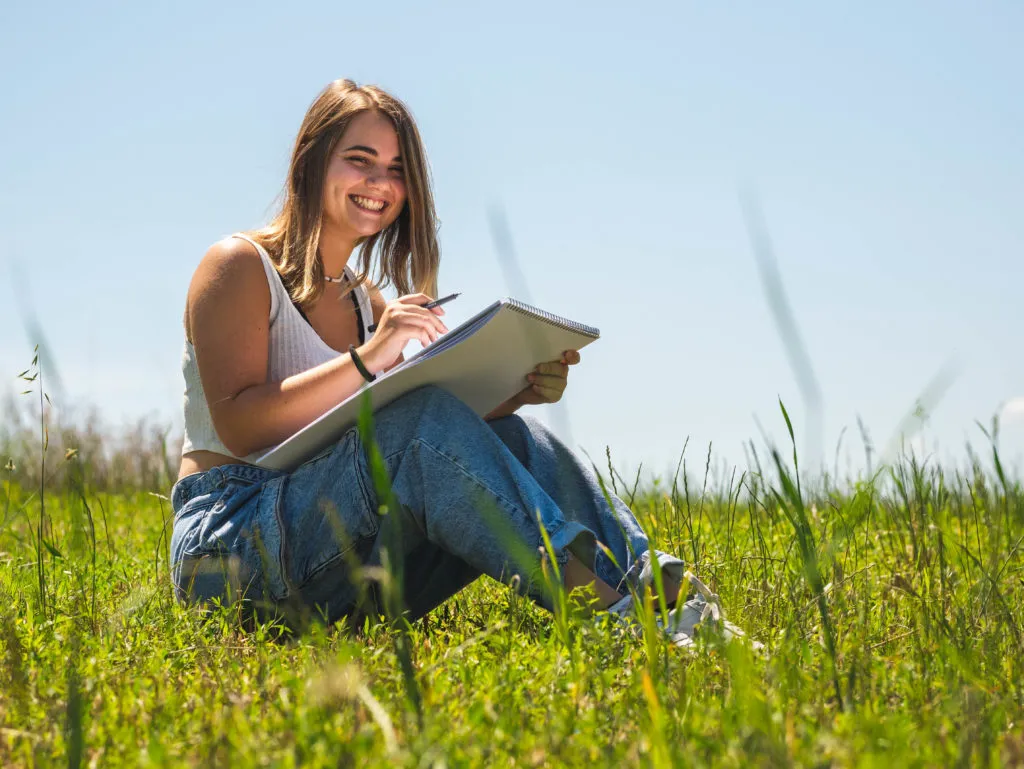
[
  {"xmin": 347, "ymin": 156, "xmax": 369, "ymax": 166},
  {"xmin": 389, "ymin": 167, "xmax": 404, "ymax": 177}
]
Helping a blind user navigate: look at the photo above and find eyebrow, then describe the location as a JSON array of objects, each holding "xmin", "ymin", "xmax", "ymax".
[{"xmin": 341, "ymin": 145, "xmax": 403, "ymax": 163}]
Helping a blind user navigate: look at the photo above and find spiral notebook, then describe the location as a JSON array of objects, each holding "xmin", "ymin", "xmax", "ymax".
[{"xmin": 254, "ymin": 298, "xmax": 600, "ymax": 471}]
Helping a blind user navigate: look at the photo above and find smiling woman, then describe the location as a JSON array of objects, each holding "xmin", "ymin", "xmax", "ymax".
[
  {"xmin": 170, "ymin": 78, "xmax": 757, "ymax": 650},
  {"xmin": 247, "ymin": 82, "xmax": 439, "ymax": 313}
]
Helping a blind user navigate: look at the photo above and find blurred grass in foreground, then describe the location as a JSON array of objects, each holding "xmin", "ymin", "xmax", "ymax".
[{"xmin": 1, "ymin": 376, "xmax": 1023, "ymax": 767}]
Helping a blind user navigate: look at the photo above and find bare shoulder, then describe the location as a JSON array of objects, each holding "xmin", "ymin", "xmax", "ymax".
[
  {"xmin": 191, "ymin": 236, "xmax": 268, "ymax": 291},
  {"xmin": 186, "ymin": 236, "xmax": 271, "ymax": 340}
]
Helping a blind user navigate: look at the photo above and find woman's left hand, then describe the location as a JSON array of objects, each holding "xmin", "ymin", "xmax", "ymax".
[
  {"xmin": 518, "ymin": 349, "xmax": 581, "ymax": 405},
  {"xmin": 485, "ymin": 350, "xmax": 581, "ymax": 419}
]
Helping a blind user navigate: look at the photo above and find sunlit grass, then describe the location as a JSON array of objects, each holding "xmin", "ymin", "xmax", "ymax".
[{"xmin": 2, "ymin": 367, "xmax": 1023, "ymax": 766}]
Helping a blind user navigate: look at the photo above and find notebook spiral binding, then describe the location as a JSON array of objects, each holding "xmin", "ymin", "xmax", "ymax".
[{"xmin": 504, "ymin": 299, "xmax": 600, "ymax": 338}]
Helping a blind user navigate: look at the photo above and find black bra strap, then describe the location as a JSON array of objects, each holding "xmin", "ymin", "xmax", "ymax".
[
  {"xmin": 350, "ymin": 290, "xmax": 366, "ymax": 345},
  {"xmin": 292, "ymin": 287, "xmax": 366, "ymax": 345}
]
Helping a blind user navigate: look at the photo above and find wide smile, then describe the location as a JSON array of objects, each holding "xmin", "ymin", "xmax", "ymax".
[{"xmin": 349, "ymin": 194, "xmax": 389, "ymax": 215}]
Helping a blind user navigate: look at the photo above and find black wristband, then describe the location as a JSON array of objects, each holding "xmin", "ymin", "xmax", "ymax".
[{"xmin": 348, "ymin": 344, "xmax": 376, "ymax": 382}]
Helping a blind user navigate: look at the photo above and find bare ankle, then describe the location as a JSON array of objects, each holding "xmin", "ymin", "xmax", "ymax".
[{"xmin": 558, "ymin": 551, "xmax": 622, "ymax": 610}]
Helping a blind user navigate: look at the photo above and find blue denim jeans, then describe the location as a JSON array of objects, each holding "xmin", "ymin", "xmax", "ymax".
[{"xmin": 170, "ymin": 386, "xmax": 683, "ymax": 626}]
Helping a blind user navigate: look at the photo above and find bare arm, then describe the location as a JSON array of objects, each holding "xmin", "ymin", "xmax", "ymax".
[{"xmin": 186, "ymin": 239, "xmax": 446, "ymax": 457}]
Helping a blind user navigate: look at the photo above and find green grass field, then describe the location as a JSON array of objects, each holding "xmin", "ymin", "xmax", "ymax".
[{"xmin": 2, "ymin": 396, "xmax": 1023, "ymax": 767}]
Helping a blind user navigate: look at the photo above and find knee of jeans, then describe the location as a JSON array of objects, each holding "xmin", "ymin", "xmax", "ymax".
[
  {"xmin": 493, "ymin": 412, "xmax": 528, "ymax": 434},
  {"xmin": 406, "ymin": 385, "xmax": 479, "ymax": 429},
  {"xmin": 490, "ymin": 413, "xmax": 553, "ymax": 462},
  {"xmin": 512, "ymin": 413, "xmax": 550, "ymax": 445},
  {"xmin": 412, "ymin": 384, "xmax": 458, "ymax": 408},
  {"xmin": 503, "ymin": 412, "xmax": 554, "ymax": 440},
  {"xmin": 520, "ymin": 415, "xmax": 565, "ymax": 454}
]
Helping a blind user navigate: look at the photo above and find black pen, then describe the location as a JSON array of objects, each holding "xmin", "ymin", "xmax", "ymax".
[
  {"xmin": 368, "ymin": 292, "xmax": 460, "ymax": 333},
  {"xmin": 424, "ymin": 292, "xmax": 460, "ymax": 310}
]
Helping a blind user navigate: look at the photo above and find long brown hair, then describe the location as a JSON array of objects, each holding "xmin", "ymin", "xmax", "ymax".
[{"xmin": 250, "ymin": 79, "xmax": 439, "ymax": 306}]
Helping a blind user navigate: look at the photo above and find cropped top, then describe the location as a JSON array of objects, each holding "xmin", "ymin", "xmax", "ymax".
[{"xmin": 180, "ymin": 233, "xmax": 376, "ymax": 463}]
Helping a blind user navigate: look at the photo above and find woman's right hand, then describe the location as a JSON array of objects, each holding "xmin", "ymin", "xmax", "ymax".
[{"xmin": 359, "ymin": 293, "xmax": 448, "ymax": 373}]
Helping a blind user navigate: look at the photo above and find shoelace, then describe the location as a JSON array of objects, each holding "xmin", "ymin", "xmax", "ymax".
[
  {"xmin": 684, "ymin": 570, "xmax": 723, "ymax": 625},
  {"xmin": 611, "ymin": 572, "xmax": 722, "ymax": 617},
  {"xmin": 609, "ymin": 570, "xmax": 763, "ymax": 651}
]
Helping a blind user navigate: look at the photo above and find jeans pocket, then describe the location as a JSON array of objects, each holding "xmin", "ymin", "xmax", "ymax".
[
  {"xmin": 179, "ymin": 480, "xmax": 261, "ymax": 555},
  {"xmin": 170, "ymin": 468, "xmax": 271, "ymax": 602},
  {"xmin": 255, "ymin": 430, "xmax": 380, "ymax": 602}
]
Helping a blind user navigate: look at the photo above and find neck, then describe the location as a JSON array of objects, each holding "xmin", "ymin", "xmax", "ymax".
[{"xmin": 318, "ymin": 223, "xmax": 360, "ymax": 277}]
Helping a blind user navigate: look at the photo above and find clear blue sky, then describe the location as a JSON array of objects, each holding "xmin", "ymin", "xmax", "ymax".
[{"xmin": 2, "ymin": 1, "xmax": 1022, "ymax": 480}]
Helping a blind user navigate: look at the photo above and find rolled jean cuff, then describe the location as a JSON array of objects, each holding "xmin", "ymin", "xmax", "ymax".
[
  {"xmin": 545, "ymin": 519, "xmax": 597, "ymax": 568},
  {"xmin": 524, "ymin": 520, "xmax": 597, "ymax": 611}
]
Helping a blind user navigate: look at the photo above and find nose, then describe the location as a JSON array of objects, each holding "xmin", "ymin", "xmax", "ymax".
[{"xmin": 365, "ymin": 165, "xmax": 388, "ymax": 189}]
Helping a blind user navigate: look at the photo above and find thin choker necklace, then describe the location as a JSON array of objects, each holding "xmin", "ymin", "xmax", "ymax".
[{"xmin": 324, "ymin": 270, "xmax": 346, "ymax": 284}]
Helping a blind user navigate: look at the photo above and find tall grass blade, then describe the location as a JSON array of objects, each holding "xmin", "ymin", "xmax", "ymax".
[
  {"xmin": 488, "ymin": 204, "xmax": 575, "ymax": 448},
  {"xmin": 771, "ymin": 400, "xmax": 843, "ymax": 711},
  {"xmin": 355, "ymin": 390, "xmax": 423, "ymax": 728},
  {"xmin": 740, "ymin": 189, "xmax": 823, "ymax": 470}
]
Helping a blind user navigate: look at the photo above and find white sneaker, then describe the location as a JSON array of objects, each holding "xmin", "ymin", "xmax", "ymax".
[
  {"xmin": 607, "ymin": 571, "xmax": 763, "ymax": 652},
  {"xmin": 665, "ymin": 572, "xmax": 764, "ymax": 651},
  {"xmin": 606, "ymin": 593, "xmax": 695, "ymax": 648}
]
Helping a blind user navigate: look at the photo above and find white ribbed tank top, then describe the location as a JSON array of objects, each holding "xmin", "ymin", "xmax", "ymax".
[{"xmin": 180, "ymin": 233, "xmax": 376, "ymax": 463}]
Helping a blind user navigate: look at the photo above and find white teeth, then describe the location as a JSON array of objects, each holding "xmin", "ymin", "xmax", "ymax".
[{"xmin": 352, "ymin": 195, "xmax": 385, "ymax": 212}]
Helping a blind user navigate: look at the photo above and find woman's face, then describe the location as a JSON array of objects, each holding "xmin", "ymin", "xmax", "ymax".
[{"xmin": 321, "ymin": 110, "xmax": 407, "ymax": 245}]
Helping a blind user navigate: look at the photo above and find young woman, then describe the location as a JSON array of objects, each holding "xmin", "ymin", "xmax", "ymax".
[{"xmin": 171, "ymin": 79, "xmax": 752, "ymax": 647}]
